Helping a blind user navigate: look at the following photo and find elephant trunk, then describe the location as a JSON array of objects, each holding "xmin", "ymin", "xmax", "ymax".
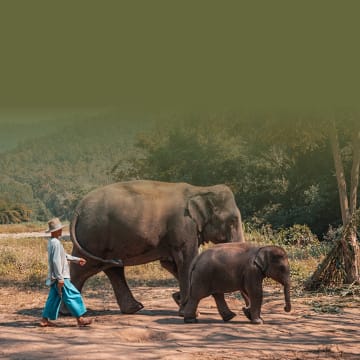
[
  {"xmin": 232, "ymin": 207, "xmax": 245, "ymax": 243},
  {"xmin": 237, "ymin": 219, "xmax": 245, "ymax": 242},
  {"xmin": 283, "ymin": 282, "xmax": 291, "ymax": 312}
]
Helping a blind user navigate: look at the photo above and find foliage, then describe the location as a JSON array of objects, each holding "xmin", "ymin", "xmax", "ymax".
[
  {"xmin": 113, "ymin": 113, "xmax": 353, "ymax": 237},
  {"xmin": 0, "ymin": 110, "xmax": 358, "ymax": 240},
  {"xmin": 276, "ymin": 224, "xmax": 319, "ymax": 246},
  {"xmin": 0, "ymin": 200, "xmax": 32, "ymax": 224},
  {"xmin": 0, "ymin": 115, "xmax": 148, "ymax": 221}
]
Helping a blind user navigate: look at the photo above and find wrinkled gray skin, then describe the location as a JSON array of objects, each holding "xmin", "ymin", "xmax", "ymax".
[
  {"xmin": 70, "ymin": 180, "xmax": 244, "ymax": 314},
  {"xmin": 183, "ymin": 243, "xmax": 291, "ymax": 324}
]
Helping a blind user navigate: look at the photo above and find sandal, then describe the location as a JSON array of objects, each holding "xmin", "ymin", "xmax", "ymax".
[
  {"xmin": 39, "ymin": 320, "xmax": 57, "ymax": 327},
  {"xmin": 77, "ymin": 317, "xmax": 92, "ymax": 327}
]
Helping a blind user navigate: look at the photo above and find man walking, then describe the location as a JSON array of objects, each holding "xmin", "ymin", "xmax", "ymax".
[{"xmin": 40, "ymin": 218, "xmax": 92, "ymax": 327}]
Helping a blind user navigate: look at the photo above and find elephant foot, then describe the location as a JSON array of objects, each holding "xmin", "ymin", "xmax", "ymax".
[
  {"xmin": 222, "ymin": 311, "xmax": 236, "ymax": 322},
  {"xmin": 121, "ymin": 301, "xmax": 144, "ymax": 314},
  {"xmin": 172, "ymin": 292, "xmax": 181, "ymax": 306},
  {"xmin": 184, "ymin": 317, "xmax": 198, "ymax": 324},
  {"xmin": 242, "ymin": 307, "xmax": 251, "ymax": 321},
  {"xmin": 180, "ymin": 308, "xmax": 200, "ymax": 318},
  {"xmin": 251, "ymin": 317, "xmax": 264, "ymax": 325}
]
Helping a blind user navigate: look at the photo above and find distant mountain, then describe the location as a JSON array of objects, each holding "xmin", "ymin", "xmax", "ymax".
[
  {"xmin": 0, "ymin": 108, "xmax": 86, "ymax": 153},
  {"xmin": 0, "ymin": 110, "xmax": 155, "ymax": 221},
  {"xmin": 0, "ymin": 121, "xmax": 56, "ymax": 152}
]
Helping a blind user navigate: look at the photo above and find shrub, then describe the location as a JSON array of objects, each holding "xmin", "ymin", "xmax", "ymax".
[
  {"xmin": 276, "ymin": 224, "xmax": 319, "ymax": 246},
  {"xmin": 0, "ymin": 200, "xmax": 32, "ymax": 224}
]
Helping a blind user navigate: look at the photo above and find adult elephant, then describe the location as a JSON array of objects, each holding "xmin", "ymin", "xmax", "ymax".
[{"xmin": 69, "ymin": 180, "xmax": 244, "ymax": 314}]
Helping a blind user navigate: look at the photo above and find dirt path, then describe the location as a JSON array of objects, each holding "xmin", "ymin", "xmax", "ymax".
[
  {"xmin": 0, "ymin": 231, "xmax": 70, "ymax": 240},
  {"xmin": 0, "ymin": 285, "xmax": 359, "ymax": 359}
]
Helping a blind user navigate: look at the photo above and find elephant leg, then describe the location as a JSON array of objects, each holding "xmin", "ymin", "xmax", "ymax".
[
  {"xmin": 183, "ymin": 297, "xmax": 200, "ymax": 323},
  {"xmin": 160, "ymin": 260, "xmax": 181, "ymax": 306},
  {"xmin": 240, "ymin": 289, "xmax": 252, "ymax": 321},
  {"xmin": 240, "ymin": 289, "xmax": 250, "ymax": 307},
  {"xmin": 212, "ymin": 293, "xmax": 236, "ymax": 322},
  {"xmin": 247, "ymin": 284, "xmax": 264, "ymax": 324},
  {"xmin": 104, "ymin": 267, "xmax": 144, "ymax": 314},
  {"xmin": 168, "ymin": 221, "xmax": 199, "ymax": 316},
  {"xmin": 173, "ymin": 246, "xmax": 198, "ymax": 317},
  {"xmin": 70, "ymin": 261, "xmax": 102, "ymax": 293}
]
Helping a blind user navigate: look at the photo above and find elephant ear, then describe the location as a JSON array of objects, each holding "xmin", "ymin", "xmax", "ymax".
[
  {"xmin": 254, "ymin": 246, "xmax": 286, "ymax": 276},
  {"xmin": 187, "ymin": 194, "xmax": 213, "ymax": 232},
  {"xmin": 253, "ymin": 247, "xmax": 268, "ymax": 276}
]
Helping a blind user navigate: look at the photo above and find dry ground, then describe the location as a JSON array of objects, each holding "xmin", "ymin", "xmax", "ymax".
[{"xmin": 0, "ymin": 284, "xmax": 359, "ymax": 360}]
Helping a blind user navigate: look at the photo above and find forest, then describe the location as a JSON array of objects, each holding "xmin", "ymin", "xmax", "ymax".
[{"xmin": 0, "ymin": 109, "xmax": 358, "ymax": 242}]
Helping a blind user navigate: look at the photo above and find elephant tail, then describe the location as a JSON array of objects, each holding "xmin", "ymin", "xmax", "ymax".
[{"xmin": 70, "ymin": 211, "xmax": 123, "ymax": 267}]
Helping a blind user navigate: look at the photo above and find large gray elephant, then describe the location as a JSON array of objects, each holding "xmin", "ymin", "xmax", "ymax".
[
  {"xmin": 69, "ymin": 180, "xmax": 244, "ymax": 314},
  {"xmin": 183, "ymin": 243, "xmax": 291, "ymax": 324}
]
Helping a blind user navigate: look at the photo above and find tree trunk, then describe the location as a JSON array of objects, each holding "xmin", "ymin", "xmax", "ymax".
[
  {"xmin": 350, "ymin": 129, "xmax": 360, "ymax": 215},
  {"xmin": 346, "ymin": 128, "xmax": 360, "ymax": 283},
  {"xmin": 329, "ymin": 121, "xmax": 360, "ymax": 284},
  {"xmin": 306, "ymin": 120, "xmax": 360, "ymax": 289},
  {"xmin": 329, "ymin": 121, "xmax": 350, "ymax": 224}
]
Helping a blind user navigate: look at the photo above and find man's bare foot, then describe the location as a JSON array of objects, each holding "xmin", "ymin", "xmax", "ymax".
[
  {"xmin": 77, "ymin": 317, "xmax": 92, "ymax": 327},
  {"xmin": 39, "ymin": 318, "xmax": 57, "ymax": 327}
]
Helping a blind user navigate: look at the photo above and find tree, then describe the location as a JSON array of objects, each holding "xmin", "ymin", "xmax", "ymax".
[
  {"xmin": 113, "ymin": 109, "xmax": 360, "ymax": 287},
  {"xmin": 233, "ymin": 109, "xmax": 360, "ymax": 286},
  {"xmin": 306, "ymin": 115, "xmax": 360, "ymax": 288}
]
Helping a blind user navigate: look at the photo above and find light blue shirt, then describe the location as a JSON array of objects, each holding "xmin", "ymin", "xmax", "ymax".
[{"xmin": 46, "ymin": 237, "xmax": 81, "ymax": 285}]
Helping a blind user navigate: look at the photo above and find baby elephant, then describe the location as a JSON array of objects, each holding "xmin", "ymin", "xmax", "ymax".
[{"xmin": 183, "ymin": 243, "xmax": 291, "ymax": 324}]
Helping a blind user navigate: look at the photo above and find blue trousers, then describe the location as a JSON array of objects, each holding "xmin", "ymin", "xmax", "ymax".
[{"xmin": 42, "ymin": 279, "xmax": 86, "ymax": 320}]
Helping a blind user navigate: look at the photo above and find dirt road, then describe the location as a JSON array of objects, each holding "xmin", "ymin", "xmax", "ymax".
[
  {"xmin": 0, "ymin": 285, "xmax": 359, "ymax": 359},
  {"xmin": 0, "ymin": 231, "xmax": 70, "ymax": 240}
]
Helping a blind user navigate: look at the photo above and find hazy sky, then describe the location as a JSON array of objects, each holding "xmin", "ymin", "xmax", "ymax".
[
  {"xmin": 0, "ymin": 108, "xmax": 100, "ymax": 124},
  {"xmin": 0, "ymin": 107, "xmax": 160, "ymax": 152},
  {"xmin": 1, "ymin": 3, "xmax": 359, "ymax": 117},
  {"xmin": 0, "ymin": 108, "xmax": 104, "ymax": 152}
]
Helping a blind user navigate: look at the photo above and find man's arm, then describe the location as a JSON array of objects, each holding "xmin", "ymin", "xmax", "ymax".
[{"xmin": 66, "ymin": 253, "xmax": 87, "ymax": 266}]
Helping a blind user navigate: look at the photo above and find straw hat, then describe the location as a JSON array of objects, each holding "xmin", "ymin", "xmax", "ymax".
[{"xmin": 45, "ymin": 218, "xmax": 64, "ymax": 233}]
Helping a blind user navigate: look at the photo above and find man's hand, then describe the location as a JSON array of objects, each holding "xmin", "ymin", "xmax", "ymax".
[
  {"xmin": 57, "ymin": 280, "xmax": 64, "ymax": 296},
  {"xmin": 78, "ymin": 258, "xmax": 87, "ymax": 266}
]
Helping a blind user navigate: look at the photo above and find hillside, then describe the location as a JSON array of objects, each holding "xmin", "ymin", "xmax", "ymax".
[
  {"xmin": 0, "ymin": 110, "xmax": 357, "ymax": 239},
  {"xmin": 0, "ymin": 112, "xmax": 154, "ymax": 221}
]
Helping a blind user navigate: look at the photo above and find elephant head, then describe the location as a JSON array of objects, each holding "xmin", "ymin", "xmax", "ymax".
[
  {"xmin": 187, "ymin": 185, "xmax": 244, "ymax": 244},
  {"xmin": 254, "ymin": 246, "xmax": 291, "ymax": 313}
]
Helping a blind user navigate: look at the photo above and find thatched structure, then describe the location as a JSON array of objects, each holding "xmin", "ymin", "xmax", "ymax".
[{"xmin": 305, "ymin": 213, "xmax": 360, "ymax": 290}]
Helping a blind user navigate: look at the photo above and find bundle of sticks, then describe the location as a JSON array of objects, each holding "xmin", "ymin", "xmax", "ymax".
[{"xmin": 305, "ymin": 213, "xmax": 360, "ymax": 291}]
